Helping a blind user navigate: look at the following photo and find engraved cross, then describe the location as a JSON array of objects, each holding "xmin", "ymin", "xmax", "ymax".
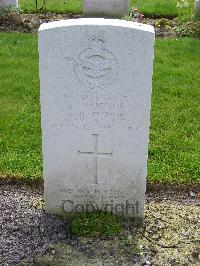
[{"xmin": 78, "ymin": 134, "xmax": 113, "ymax": 184}]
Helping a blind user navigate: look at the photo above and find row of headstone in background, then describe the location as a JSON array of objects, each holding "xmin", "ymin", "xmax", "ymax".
[
  {"xmin": 0, "ymin": 0, "xmax": 199, "ymax": 18},
  {"xmin": 195, "ymin": 0, "xmax": 200, "ymax": 17},
  {"xmin": 85, "ymin": 0, "xmax": 200, "ymax": 18},
  {"xmin": 0, "ymin": 0, "xmax": 129, "ymax": 15},
  {"xmin": 0, "ymin": 0, "xmax": 18, "ymax": 8}
]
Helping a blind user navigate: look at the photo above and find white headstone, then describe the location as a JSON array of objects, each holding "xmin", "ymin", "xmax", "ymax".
[
  {"xmin": 39, "ymin": 19, "xmax": 154, "ymax": 218},
  {"xmin": 0, "ymin": 0, "xmax": 18, "ymax": 8},
  {"xmin": 194, "ymin": 0, "xmax": 200, "ymax": 17},
  {"xmin": 83, "ymin": 0, "xmax": 129, "ymax": 17}
]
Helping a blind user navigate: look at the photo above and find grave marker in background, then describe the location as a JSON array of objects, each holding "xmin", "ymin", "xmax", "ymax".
[
  {"xmin": 194, "ymin": 0, "xmax": 200, "ymax": 17},
  {"xmin": 39, "ymin": 18, "xmax": 154, "ymax": 217},
  {"xmin": 0, "ymin": 0, "xmax": 18, "ymax": 8},
  {"xmin": 83, "ymin": 0, "xmax": 130, "ymax": 17}
]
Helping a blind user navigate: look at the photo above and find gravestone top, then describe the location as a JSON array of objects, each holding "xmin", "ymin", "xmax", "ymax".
[
  {"xmin": 83, "ymin": 0, "xmax": 130, "ymax": 18},
  {"xmin": 39, "ymin": 18, "xmax": 154, "ymax": 33},
  {"xmin": 0, "ymin": 0, "xmax": 18, "ymax": 7},
  {"xmin": 39, "ymin": 18, "xmax": 155, "ymax": 218}
]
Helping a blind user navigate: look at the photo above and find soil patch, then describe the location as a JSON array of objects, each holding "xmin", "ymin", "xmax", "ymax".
[{"xmin": 0, "ymin": 12, "xmax": 200, "ymax": 38}]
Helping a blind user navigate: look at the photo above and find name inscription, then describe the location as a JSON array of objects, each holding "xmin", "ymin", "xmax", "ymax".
[{"xmin": 62, "ymin": 94, "xmax": 129, "ymax": 130}]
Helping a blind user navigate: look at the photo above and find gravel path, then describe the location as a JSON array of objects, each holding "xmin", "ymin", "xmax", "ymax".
[
  {"xmin": 0, "ymin": 183, "xmax": 70, "ymax": 265},
  {"xmin": 0, "ymin": 182, "xmax": 199, "ymax": 266}
]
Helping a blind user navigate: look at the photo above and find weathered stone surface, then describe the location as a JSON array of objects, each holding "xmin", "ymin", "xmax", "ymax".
[
  {"xmin": 0, "ymin": 0, "xmax": 18, "ymax": 7},
  {"xmin": 83, "ymin": 0, "xmax": 130, "ymax": 18},
  {"xmin": 39, "ymin": 18, "xmax": 154, "ymax": 217}
]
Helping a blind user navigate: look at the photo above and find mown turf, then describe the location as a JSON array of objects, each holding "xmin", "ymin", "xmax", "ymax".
[
  {"xmin": 19, "ymin": 0, "xmax": 194, "ymax": 18},
  {"xmin": 20, "ymin": 0, "xmax": 82, "ymax": 14},
  {"xmin": 133, "ymin": 0, "xmax": 194, "ymax": 18},
  {"xmin": 149, "ymin": 38, "xmax": 200, "ymax": 184},
  {"xmin": 0, "ymin": 33, "xmax": 199, "ymax": 184},
  {"xmin": 0, "ymin": 33, "xmax": 41, "ymax": 179}
]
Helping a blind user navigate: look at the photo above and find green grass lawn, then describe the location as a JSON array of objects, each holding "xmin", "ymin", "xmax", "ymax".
[
  {"xmin": 0, "ymin": 33, "xmax": 199, "ymax": 184},
  {"xmin": 133, "ymin": 0, "xmax": 194, "ymax": 18},
  {"xmin": 19, "ymin": 0, "xmax": 194, "ymax": 18},
  {"xmin": 20, "ymin": 0, "xmax": 82, "ymax": 14}
]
